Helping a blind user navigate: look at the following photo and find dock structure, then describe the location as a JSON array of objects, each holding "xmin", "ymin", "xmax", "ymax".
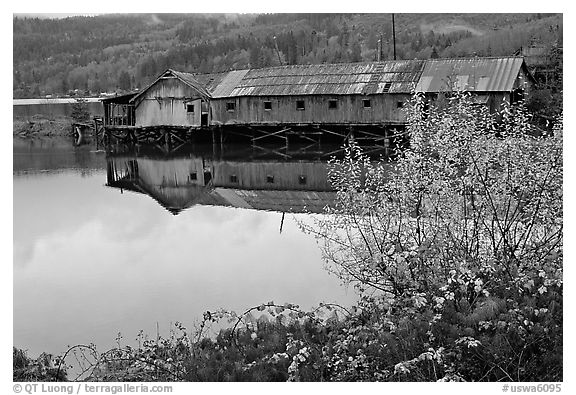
[{"xmin": 101, "ymin": 56, "xmax": 534, "ymax": 147}]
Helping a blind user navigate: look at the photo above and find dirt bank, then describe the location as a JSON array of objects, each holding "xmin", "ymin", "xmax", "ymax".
[{"xmin": 13, "ymin": 115, "xmax": 74, "ymax": 137}]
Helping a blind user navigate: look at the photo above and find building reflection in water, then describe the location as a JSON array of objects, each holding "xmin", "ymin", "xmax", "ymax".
[{"xmin": 105, "ymin": 143, "xmax": 343, "ymax": 215}]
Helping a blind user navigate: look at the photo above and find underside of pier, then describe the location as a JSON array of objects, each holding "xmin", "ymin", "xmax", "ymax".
[{"xmin": 103, "ymin": 123, "xmax": 408, "ymax": 153}]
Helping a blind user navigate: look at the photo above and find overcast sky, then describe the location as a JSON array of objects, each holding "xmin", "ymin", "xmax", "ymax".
[{"xmin": 14, "ymin": 13, "xmax": 101, "ymax": 19}]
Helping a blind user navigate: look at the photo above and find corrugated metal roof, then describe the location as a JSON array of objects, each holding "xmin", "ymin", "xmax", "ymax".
[
  {"xmin": 211, "ymin": 69, "xmax": 251, "ymax": 98},
  {"xmin": 415, "ymin": 57, "xmax": 526, "ymax": 93},
  {"xmin": 138, "ymin": 57, "xmax": 529, "ymax": 103},
  {"xmin": 217, "ymin": 61, "xmax": 425, "ymax": 97},
  {"xmin": 217, "ymin": 189, "xmax": 336, "ymax": 213},
  {"xmin": 192, "ymin": 72, "xmax": 229, "ymax": 92}
]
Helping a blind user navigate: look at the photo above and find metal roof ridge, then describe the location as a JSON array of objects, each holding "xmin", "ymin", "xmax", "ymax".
[
  {"xmin": 192, "ymin": 69, "xmax": 250, "ymax": 77},
  {"xmin": 242, "ymin": 70, "xmax": 411, "ymax": 77},
  {"xmin": 244, "ymin": 59, "xmax": 419, "ymax": 71},
  {"xmin": 424, "ymin": 55, "xmax": 524, "ymax": 62},
  {"xmin": 173, "ymin": 57, "xmax": 520, "ymax": 78}
]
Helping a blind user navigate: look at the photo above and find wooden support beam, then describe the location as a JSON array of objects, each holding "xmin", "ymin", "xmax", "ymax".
[
  {"xmin": 164, "ymin": 129, "xmax": 171, "ymax": 150},
  {"xmin": 154, "ymin": 133, "xmax": 166, "ymax": 144},
  {"xmin": 154, "ymin": 143, "xmax": 168, "ymax": 153},
  {"xmin": 297, "ymin": 134, "xmax": 317, "ymax": 143},
  {"xmin": 171, "ymin": 132, "xmax": 186, "ymax": 145},
  {"xmin": 251, "ymin": 128, "xmax": 291, "ymax": 142},
  {"xmin": 171, "ymin": 142, "xmax": 187, "ymax": 153},
  {"xmin": 287, "ymin": 141, "xmax": 320, "ymax": 154},
  {"xmin": 363, "ymin": 145, "xmax": 387, "ymax": 155},
  {"xmin": 354, "ymin": 128, "xmax": 387, "ymax": 140},
  {"xmin": 253, "ymin": 144, "xmax": 292, "ymax": 159},
  {"xmin": 227, "ymin": 129, "xmax": 253, "ymax": 139},
  {"xmin": 314, "ymin": 126, "xmax": 347, "ymax": 138},
  {"xmin": 346, "ymin": 126, "xmax": 355, "ymax": 142},
  {"xmin": 320, "ymin": 147, "xmax": 346, "ymax": 158},
  {"xmin": 387, "ymin": 130, "xmax": 409, "ymax": 139},
  {"xmin": 128, "ymin": 130, "xmax": 137, "ymax": 144},
  {"xmin": 286, "ymin": 130, "xmax": 323, "ymax": 135}
]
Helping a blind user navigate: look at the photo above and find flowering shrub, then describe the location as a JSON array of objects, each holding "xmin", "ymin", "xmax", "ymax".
[
  {"xmin": 301, "ymin": 92, "xmax": 563, "ymax": 381},
  {"xmin": 13, "ymin": 347, "xmax": 67, "ymax": 381}
]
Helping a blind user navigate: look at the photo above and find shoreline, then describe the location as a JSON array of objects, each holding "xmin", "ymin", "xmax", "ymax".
[{"xmin": 13, "ymin": 115, "xmax": 75, "ymax": 137}]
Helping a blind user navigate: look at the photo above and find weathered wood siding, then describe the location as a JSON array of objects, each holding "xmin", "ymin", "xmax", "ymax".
[
  {"xmin": 210, "ymin": 94, "xmax": 411, "ymax": 126},
  {"xmin": 516, "ymin": 67, "xmax": 533, "ymax": 93},
  {"xmin": 134, "ymin": 78, "xmax": 204, "ymax": 127},
  {"xmin": 489, "ymin": 93, "xmax": 508, "ymax": 113},
  {"xmin": 135, "ymin": 157, "xmax": 206, "ymax": 187},
  {"xmin": 211, "ymin": 161, "xmax": 330, "ymax": 191},
  {"xmin": 489, "ymin": 70, "xmax": 532, "ymax": 113}
]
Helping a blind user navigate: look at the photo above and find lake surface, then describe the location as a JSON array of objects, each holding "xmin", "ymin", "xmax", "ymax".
[{"xmin": 13, "ymin": 137, "xmax": 359, "ymax": 358}]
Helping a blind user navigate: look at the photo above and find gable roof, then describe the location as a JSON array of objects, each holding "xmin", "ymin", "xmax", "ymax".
[
  {"xmin": 136, "ymin": 183, "xmax": 230, "ymax": 215},
  {"xmin": 129, "ymin": 69, "xmax": 211, "ymax": 105},
  {"xmin": 169, "ymin": 70, "xmax": 212, "ymax": 97},
  {"xmin": 131, "ymin": 57, "xmax": 532, "ymax": 104},
  {"xmin": 415, "ymin": 56, "xmax": 533, "ymax": 92}
]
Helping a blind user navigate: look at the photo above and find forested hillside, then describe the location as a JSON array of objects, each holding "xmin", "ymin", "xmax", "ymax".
[{"xmin": 13, "ymin": 13, "xmax": 562, "ymax": 98}]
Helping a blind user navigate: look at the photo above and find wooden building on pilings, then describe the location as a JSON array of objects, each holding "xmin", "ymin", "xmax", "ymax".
[{"xmin": 101, "ymin": 56, "xmax": 534, "ymax": 146}]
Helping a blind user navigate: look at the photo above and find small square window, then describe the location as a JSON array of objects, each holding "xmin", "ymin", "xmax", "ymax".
[
  {"xmin": 190, "ymin": 172, "xmax": 197, "ymax": 180},
  {"xmin": 396, "ymin": 101, "xmax": 404, "ymax": 108},
  {"xmin": 187, "ymin": 104, "xmax": 195, "ymax": 113},
  {"xmin": 363, "ymin": 99, "xmax": 371, "ymax": 108},
  {"xmin": 298, "ymin": 175, "xmax": 307, "ymax": 185},
  {"xmin": 264, "ymin": 101, "xmax": 272, "ymax": 111},
  {"xmin": 328, "ymin": 99, "xmax": 338, "ymax": 109},
  {"xmin": 229, "ymin": 174, "xmax": 238, "ymax": 183},
  {"xmin": 226, "ymin": 102, "xmax": 236, "ymax": 112},
  {"xmin": 296, "ymin": 100, "xmax": 305, "ymax": 110},
  {"xmin": 266, "ymin": 175, "xmax": 274, "ymax": 183}
]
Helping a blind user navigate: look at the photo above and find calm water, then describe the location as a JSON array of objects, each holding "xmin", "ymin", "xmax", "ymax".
[{"xmin": 13, "ymin": 137, "xmax": 357, "ymax": 357}]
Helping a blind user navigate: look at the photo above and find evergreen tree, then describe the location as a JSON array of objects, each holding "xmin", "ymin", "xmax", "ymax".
[
  {"xmin": 70, "ymin": 98, "xmax": 90, "ymax": 123},
  {"xmin": 350, "ymin": 41, "xmax": 362, "ymax": 62},
  {"xmin": 118, "ymin": 71, "xmax": 131, "ymax": 91}
]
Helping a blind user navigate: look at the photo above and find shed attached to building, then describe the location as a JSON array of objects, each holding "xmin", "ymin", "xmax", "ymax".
[
  {"xmin": 415, "ymin": 56, "xmax": 534, "ymax": 112},
  {"xmin": 101, "ymin": 92, "xmax": 138, "ymax": 127}
]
